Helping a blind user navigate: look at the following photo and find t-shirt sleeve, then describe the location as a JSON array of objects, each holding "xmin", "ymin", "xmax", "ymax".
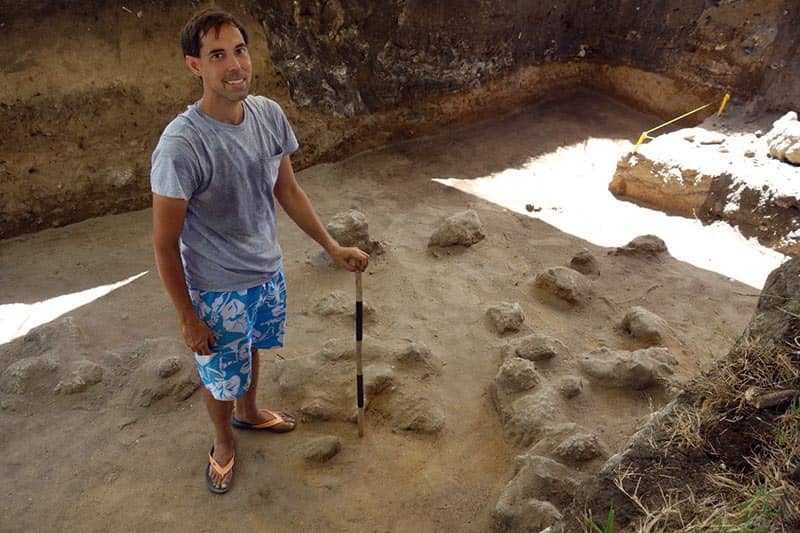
[
  {"xmin": 150, "ymin": 135, "xmax": 202, "ymax": 200},
  {"xmin": 280, "ymin": 109, "xmax": 300, "ymax": 156},
  {"xmin": 266, "ymin": 99, "xmax": 299, "ymax": 157}
]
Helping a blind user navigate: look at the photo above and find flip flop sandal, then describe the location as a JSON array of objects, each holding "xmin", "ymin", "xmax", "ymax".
[
  {"xmin": 205, "ymin": 446, "xmax": 235, "ymax": 494},
  {"xmin": 231, "ymin": 409, "xmax": 296, "ymax": 433}
]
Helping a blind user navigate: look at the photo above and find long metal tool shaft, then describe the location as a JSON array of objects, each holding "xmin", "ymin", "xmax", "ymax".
[{"xmin": 355, "ymin": 271, "xmax": 364, "ymax": 437}]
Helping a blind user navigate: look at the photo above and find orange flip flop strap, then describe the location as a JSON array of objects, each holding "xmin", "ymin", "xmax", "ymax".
[
  {"xmin": 249, "ymin": 410, "xmax": 287, "ymax": 429},
  {"xmin": 208, "ymin": 451, "xmax": 235, "ymax": 477}
]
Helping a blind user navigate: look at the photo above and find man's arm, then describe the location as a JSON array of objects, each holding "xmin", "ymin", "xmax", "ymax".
[
  {"xmin": 273, "ymin": 156, "xmax": 369, "ymax": 272},
  {"xmin": 152, "ymin": 193, "xmax": 215, "ymax": 355}
]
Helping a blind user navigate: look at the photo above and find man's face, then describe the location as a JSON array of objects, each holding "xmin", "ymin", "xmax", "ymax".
[{"xmin": 185, "ymin": 23, "xmax": 252, "ymax": 103}]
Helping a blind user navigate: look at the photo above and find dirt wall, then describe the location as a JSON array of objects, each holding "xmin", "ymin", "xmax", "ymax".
[
  {"xmin": 1, "ymin": 0, "xmax": 798, "ymax": 238},
  {"xmin": 259, "ymin": 0, "xmax": 800, "ymax": 115}
]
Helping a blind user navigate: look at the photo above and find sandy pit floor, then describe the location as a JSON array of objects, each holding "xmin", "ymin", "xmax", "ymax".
[{"xmin": 0, "ymin": 91, "xmax": 762, "ymax": 532}]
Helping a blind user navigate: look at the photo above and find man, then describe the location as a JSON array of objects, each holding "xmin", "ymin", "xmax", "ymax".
[{"xmin": 151, "ymin": 8, "xmax": 369, "ymax": 494}]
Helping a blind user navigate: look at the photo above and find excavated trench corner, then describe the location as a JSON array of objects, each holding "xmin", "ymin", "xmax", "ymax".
[{"xmin": 1, "ymin": 0, "xmax": 799, "ymax": 239}]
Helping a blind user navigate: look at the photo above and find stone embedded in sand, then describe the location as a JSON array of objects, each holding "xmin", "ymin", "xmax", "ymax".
[
  {"xmin": 621, "ymin": 306, "xmax": 668, "ymax": 344},
  {"xmin": 320, "ymin": 338, "xmax": 355, "ymax": 361},
  {"xmin": 570, "ymin": 249, "xmax": 600, "ymax": 277},
  {"xmin": 508, "ymin": 333, "xmax": 568, "ymax": 362},
  {"xmin": 503, "ymin": 390, "xmax": 560, "ymax": 446},
  {"xmin": 131, "ymin": 377, "xmax": 200, "ymax": 407},
  {"xmin": 0, "ymin": 356, "xmax": 60, "ymax": 394},
  {"xmin": 156, "ymin": 356, "xmax": 182, "ymax": 378},
  {"xmin": 300, "ymin": 398, "xmax": 339, "ymax": 421},
  {"xmin": 503, "ymin": 454, "xmax": 581, "ymax": 510},
  {"xmin": 496, "ymin": 358, "xmax": 540, "ymax": 394},
  {"xmin": 120, "ymin": 338, "xmax": 201, "ymax": 407},
  {"xmin": 393, "ymin": 341, "xmax": 435, "ymax": 368},
  {"xmin": 493, "ymin": 496, "xmax": 562, "ymax": 532},
  {"xmin": 313, "ymin": 290, "xmax": 373, "ymax": 317},
  {"xmin": 130, "ymin": 363, "xmax": 200, "ymax": 407},
  {"xmin": 557, "ymin": 376, "xmax": 583, "ymax": 399},
  {"xmin": 394, "ymin": 396, "xmax": 445, "ymax": 434},
  {"xmin": 318, "ymin": 337, "xmax": 434, "ymax": 371},
  {"xmin": 302, "ymin": 435, "xmax": 341, "ymax": 463},
  {"xmin": 612, "ymin": 235, "xmax": 668, "ymax": 258},
  {"xmin": 326, "ymin": 209, "xmax": 378, "ymax": 253},
  {"xmin": 428, "ymin": 209, "xmax": 485, "ymax": 247},
  {"xmin": 765, "ymin": 111, "xmax": 800, "ymax": 165},
  {"xmin": 554, "ymin": 433, "xmax": 604, "ymax": 462},
  {"xmin": 486, "ymin": 302, "xmax": 525, "ymax": 334},
  {"xmin": 365, "ymin": 363, "xmax": 396, "ymax": 395},
  {"xmin": 54, "ymin": 360, "xmax": 104, "ymax": 394},
  {"xmin": 578, "ymin": 347, "xmax": 677, "ymax": 389},
  {"xmin": 534, "ymin": 266, "xmax": 592, "ymax": 305}
]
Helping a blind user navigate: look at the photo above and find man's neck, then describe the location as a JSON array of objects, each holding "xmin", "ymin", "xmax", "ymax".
[{"xmin": 198, "ymin": 96, "xmax": 245, "ymax": 125}]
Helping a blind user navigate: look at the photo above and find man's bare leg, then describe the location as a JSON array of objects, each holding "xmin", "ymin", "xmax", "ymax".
[
  {"xmin": 204, "ymin": 389, "xmax": 235, "ymax": 490},
  {"xmin": 233, "ymin": 348, "xmax": 295, "ymax": 428}
]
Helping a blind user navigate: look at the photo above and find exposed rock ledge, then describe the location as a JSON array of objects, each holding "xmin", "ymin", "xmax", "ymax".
[{"xmin": 609, "ymin": 112, "xmax": 800, "ymax": 256}]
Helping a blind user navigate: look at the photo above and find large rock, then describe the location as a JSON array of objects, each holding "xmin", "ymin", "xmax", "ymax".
[
  {"xmin": 428, "ymin": 210, "xmax": 485, "ymax": 248},
  {"xmin": 496, "ymin": 357, "xmax": 541, "ymax": 394},
  {"xmin": 506, "ymin": 454, "xmax": 581, "ymax": 509},
  {"xmin": 494, "ymin": 454, "xmax": 580, "ymax": 530},
  {"xmin": 621, "ymin": 306, "xmax": 668, "ymax": 344},
  {"xmin": 534, "ymin": 267, "xmax": 592, "ymax": 305},
  {"xmin": 765, "ymin": 111, "xmax": 800, "ymax": 165},
  {"xmin": 578, "ymin": 347, "xmax": 677, "ymax": 389},
  {"xmin": 743, "ymin": 254, "xmax": 800, "ymax": 348},
  {"xmin": 503, "ymin": 389, "xmax": 561, "ymax": 446},
  {"xmin": 486, "ymin": 302, "xmax": 525, "ymax": 334},
  {"xmin": 554, "ymin": 433, "xmax": 605, "ymax": 462},
  {"xmin": 569, "ymin": 250, "xmax": 600, "ymax": 277},
  {"xmin": 326, "ymin": 210, "xmax": 379, "ymax": 254},
  {"xmin": 556, "ymin": 376, "xmax": 583, "ymax": 399}
]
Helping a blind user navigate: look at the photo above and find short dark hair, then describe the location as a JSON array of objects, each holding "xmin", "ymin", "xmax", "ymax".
[{"xmin": 180, "ymin": 8, "xmax": 249, "ymax": 57}]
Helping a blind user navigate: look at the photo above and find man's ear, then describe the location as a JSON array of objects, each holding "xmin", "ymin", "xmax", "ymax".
[{"xmin": 184, "ymin": 55, "xmax": 201, "ymax": 77}]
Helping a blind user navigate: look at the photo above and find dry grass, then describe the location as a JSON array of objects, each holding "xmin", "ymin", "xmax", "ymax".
[{"xmin": 607, "ymin": 338, "xmax": 800, "ymax": 532}]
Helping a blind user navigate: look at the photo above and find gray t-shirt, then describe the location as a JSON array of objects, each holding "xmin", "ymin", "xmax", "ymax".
[{"xmin": 151, "ymin": 95, "xmax": 298, "ymax": 291}]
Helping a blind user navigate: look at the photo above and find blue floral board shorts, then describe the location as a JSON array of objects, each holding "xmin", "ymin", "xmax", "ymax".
[{"xmin": 188, "ymin": 270, "xmax": 287, "ymax": 401}]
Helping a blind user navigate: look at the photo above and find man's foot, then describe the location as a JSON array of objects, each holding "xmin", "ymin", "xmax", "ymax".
[
  {"xmin": 206, "ymin": 444, "xmax": 235, "ymax": 494},
  {"xmin": 231, "ymin": 408, "xmax": 297, "ymax": 432}
]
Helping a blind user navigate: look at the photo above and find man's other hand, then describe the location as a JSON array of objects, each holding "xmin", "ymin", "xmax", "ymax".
[
  {"xmin": 180, "ymin": 314, "xmax": 217, "ymax": 355},
  {"xmin": 329, "ymin": 245, "xmax": 370, "ymax": 272}
]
